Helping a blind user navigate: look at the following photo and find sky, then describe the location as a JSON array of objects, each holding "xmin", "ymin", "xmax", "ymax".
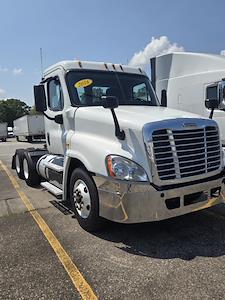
[{"xmin": 1, "ymin": 0, "xmax": 225, "ymax": 105}]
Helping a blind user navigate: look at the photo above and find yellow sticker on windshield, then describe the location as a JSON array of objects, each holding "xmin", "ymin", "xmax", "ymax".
[{"xmin": 74, "ymin": 79, "xmax": 93, "ymax": 88}]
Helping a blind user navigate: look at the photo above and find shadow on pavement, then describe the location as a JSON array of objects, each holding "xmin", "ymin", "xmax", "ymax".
[
  {"xmin": 93, "ymin": 204, "xmax": 225, "ymax": 261},
  {"xmin": 50, "ymin": 200, "xmax": 73, "ymax": 215}
]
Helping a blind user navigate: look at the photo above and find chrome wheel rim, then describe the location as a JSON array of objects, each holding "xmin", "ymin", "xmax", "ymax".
[
  {"xmin": 73, "ymin": 179, "xmax": 91, "ymax": 219},
  {"xmin": 23, "ymin": 159, "xmax": 29, "ymax": 179},
  {"xmin": 15, "ymin": 155, "xmax": 20, "ymax": 173}
]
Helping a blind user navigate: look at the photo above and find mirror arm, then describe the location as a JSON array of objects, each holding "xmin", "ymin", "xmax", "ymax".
[
  {"xmin": 110, "ymin": 109, "xmax": 125, "ymax": 140},
  {"xmin": 209, "ymin": 108, "xmax": 214, "ymax": 119},
  {"xmin": 43, "ymin": 112, "xmax": 55, "ymax": 121}
]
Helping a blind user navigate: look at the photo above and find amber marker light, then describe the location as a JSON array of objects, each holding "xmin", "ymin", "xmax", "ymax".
[{"xmin": 107, "ymin": 156, "xmax": 115, "ymax": 177}]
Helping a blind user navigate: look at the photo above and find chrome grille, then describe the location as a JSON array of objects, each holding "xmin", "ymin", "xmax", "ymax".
[{"xmin": 152, "ymin": 126, "xmax": 221, "ymax": 180}]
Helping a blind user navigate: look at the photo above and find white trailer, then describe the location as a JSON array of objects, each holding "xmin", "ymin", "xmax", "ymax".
[
  {"xmin": 13, "ymin": 115, "xmax": 45, "ymax": 142},
  {"xmin": 12, "ymin": 60, "xmax": 225, "ymax": 232},
  {"xmin": 0, "ymin": 122, "xmax": 7, "ymax": 142},
  {"xmin": 151, "ymin": 52, "xmax": 225, "ymax": 144}
]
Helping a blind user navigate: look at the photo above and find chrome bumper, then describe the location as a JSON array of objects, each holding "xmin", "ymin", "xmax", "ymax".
[{"xmin": 93, "ymin": 175, "xmax": 225, "ymax": 223}]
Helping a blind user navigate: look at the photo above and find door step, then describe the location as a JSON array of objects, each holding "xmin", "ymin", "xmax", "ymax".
[{"xmin": 41, "ymin": 182, "xmax": 63, "ymax": 198}]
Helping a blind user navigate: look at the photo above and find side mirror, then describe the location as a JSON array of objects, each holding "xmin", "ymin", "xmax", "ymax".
[
  {"xmin": 34, "ymin": 85, "xmax": 47, "ymax": 112},
  {"xmin": 54, "ymin": 114, "xmax": 63, "ymax": 124},
  {"xmin": 205, "ymin": 98, "xmax": 219, "ymax": 110},
  {"xmin": 102, "ymin": 96, "xmax": 119, "ymax": 109},
  {"xmin": 218, "ymin": 80, "xmax": 225, "ymax": 110},
  {"xmin": 161, "ymin": 89, "xmax": 167, "ymax": 107}
]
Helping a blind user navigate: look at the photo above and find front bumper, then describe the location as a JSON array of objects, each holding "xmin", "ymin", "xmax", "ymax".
[{"xmin": 93, "ymin": 174, "xmax": 225, "ymax": 223}]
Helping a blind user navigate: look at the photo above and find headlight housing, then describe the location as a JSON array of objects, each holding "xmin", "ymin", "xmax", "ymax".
[
  {"xmin": 106, "ymin": 155, "xmax": 148, "ymax": 182},
  {"xmin": 222, "ymin": 147, "xmax": 225, "ymax": 167}
]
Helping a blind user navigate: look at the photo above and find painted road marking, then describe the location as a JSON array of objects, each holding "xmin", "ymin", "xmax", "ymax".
[{"xmin": 0, "ymin": 160, "xmax": 98, "ymax": 300}]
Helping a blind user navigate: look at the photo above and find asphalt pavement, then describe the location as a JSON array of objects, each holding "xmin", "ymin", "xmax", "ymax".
[{"xmin": 1, "ymin": 138, "xmax": 225, "ymax": 299}]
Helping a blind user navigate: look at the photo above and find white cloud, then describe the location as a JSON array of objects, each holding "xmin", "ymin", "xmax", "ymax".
[
  {"xmin": 12, "ymin": 68, "xmax": 23, "ymax": 75},
  {"xmin": 0, "ymin": 88, "xmax": 6, "ymax": 97},
  {"xmin": 129, "ymin": 36, "xmax": 185, "ymax": 69},
  {"xmin": 0, "ymin": 66, "xmax": 8, "ymax": 72},
  {"xmin": 0, "ymin": 66, "xmax": 24, "ymax": 75},
  {"xmin": 220, "ymin": 50, "xmax": 225, "ymax": 56}
]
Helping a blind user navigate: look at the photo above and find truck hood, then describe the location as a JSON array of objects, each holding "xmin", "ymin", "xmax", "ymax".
[
  {"xmin": 112, "ymin": 106, "xmax": 202, "ymax": 128},
  {"xmin": 75, "ymin": 105, "xmax": 205, "ymax": 139}
]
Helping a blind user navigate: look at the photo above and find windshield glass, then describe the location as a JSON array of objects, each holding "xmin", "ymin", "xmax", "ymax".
[{"xmin": 66, "ymin": 70, "xmax": 159, "ymax": 107}]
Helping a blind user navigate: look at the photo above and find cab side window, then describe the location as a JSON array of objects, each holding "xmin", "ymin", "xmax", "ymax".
[
  {"xmin": 132, "ymin": 82, "xmax": 149, "ymax": 102},
  {"xmin": 48, "ymin": 78, "xmax": 64, "ymax": 111}
]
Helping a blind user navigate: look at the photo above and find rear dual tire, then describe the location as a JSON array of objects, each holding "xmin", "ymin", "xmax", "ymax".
[
  {"xmin": 15, "ymin": 150, "xmax": 40, "ymax": 186},
  {"xmin": 22, "ymin": 156, "xmax": 40, "ymax": 186},
  {"xmin": 15, "ymin": 150, "xmax": 25, "ymax": 179}
]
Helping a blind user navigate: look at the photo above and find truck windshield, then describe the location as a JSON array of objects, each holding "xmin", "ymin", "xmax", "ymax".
[{"xmin": 66, "ymin": 70, "xmax": 159, "ymax": 107}]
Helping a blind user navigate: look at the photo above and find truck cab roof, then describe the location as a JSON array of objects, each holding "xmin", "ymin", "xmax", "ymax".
[{"xmin": 44, "ymin": 60, "xmax": 147, "ymax": 77}]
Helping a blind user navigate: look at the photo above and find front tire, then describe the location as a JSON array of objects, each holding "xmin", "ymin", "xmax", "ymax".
[{"xmin": 69, "ymin": 168, "xmax": 105, "ymax": 232}]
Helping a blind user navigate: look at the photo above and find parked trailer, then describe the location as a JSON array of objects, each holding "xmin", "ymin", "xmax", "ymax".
[
  {"xmin": 0, "ymin": 122, "xmax": 7, "ymax": 142},
  {"xmin": 13, "ymin": 115, "xmax": 45, "ymax": 142},
  {"xmin": 151, "ymin": 52, "xmax": 225, "ymax": 144},
  {"xmin": 12, "ymin": 60, "xmax": 225, "ymax": 232}
]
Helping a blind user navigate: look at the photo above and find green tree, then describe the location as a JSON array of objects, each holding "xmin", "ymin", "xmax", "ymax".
[
  {"xmin": 0, "ymin": 99, "xmax": 31, "ymax": 127},
  {"xmin": 29, "ymin": 106, "xmax": 42, "ymax": 115}
]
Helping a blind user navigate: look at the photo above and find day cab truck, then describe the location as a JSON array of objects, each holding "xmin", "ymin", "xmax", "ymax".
[
  {"xmin": 12, "ymin": 60, "xmax": 225, "ymax": 232},
  {"xmin": 0, "ymin": 122, "xmax": 7, "ymax": 142},
  {"xmin": 151, "ymin": 52, "xmax": 225, "ymax": 144}
]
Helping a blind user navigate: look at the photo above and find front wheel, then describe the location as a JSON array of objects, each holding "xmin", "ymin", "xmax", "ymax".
[{"xmin": 69, "ymin": 168, "xmax": 105, "ymax": 232}]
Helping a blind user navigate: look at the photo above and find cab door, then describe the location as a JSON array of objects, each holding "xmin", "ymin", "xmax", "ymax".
[{"xmin": 45, "ymin": 76, "xmax": 66, "ymax": 154}]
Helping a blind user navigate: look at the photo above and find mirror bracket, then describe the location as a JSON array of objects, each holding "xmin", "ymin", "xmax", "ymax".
[
  {"xmin": 205, "ymin": 98, "xmax": 219, "ymax": 119},
  {"xmin": 160, "ymin": 89, "xmax": 167, "ymax": 107},
  {"xmin": 54, "ymin": 114, "xmax": 63, "ymax": 124},
  {"xmin": 102, "ymin": 96, "xmax": 125, "ymax": 140}
]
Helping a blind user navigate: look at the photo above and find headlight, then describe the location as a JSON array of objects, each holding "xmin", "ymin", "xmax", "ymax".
[{"xmin": 106, "ymin": 155, "xmax": 148, "ymax": 182}]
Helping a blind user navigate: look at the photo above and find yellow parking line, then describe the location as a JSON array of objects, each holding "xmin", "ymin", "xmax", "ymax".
[{"xmin": 0, "ymin": 160, "xmax": 98, "ymax": 300}]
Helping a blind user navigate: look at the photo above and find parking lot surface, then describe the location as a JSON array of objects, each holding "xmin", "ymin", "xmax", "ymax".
[{"xmin": 1, "ymin": 138, "xmax": 225, "ymax": 299}]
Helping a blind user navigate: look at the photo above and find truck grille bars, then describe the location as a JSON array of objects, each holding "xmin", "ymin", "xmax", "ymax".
[{"xmin": 151, "ymin": 126, "xmax": 221, "ymax": 181}]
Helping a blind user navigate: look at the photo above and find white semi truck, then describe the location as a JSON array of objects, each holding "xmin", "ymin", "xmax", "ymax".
[
  {"xmin": 0, "ymin": 122, "xmax": 7, "ymax": 142},
  {"xmin": 13, "ymin": 115, "xmax": 45, "ymax": 142},
  {"xmin": 12, "ymin": 60, "xmax": 225, "ymax": 232},
  {"xmin": 150, "ymin": 52, "xmax": 225, "ymax": 144}
]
